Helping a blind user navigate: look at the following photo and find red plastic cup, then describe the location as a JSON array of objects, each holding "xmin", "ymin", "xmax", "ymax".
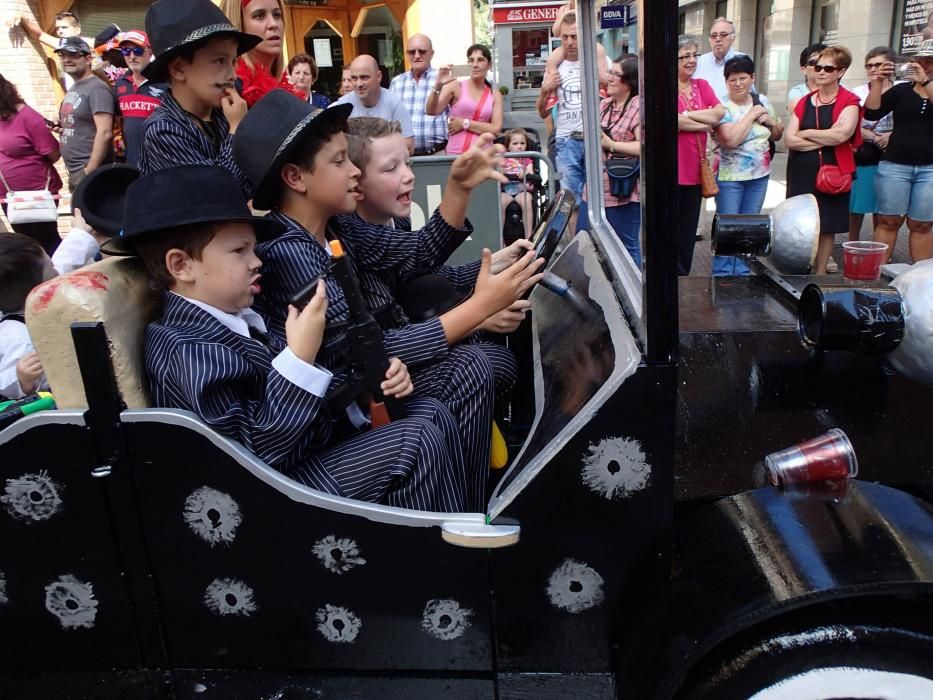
[
  {"xmin": 764, "ymin": 429, "xmax": 858, "ymax": 487},
  {"xmin": 842, "ymin": 241, "xmax": 888, "ymax": 281}
]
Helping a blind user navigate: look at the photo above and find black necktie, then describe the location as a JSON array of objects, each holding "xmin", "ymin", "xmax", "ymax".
[{"xmin": 248, "ymin": 325, "xmax": 270, "ymax": 346}]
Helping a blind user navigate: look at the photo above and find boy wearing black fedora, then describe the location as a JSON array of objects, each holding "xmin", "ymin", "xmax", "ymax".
[
  {"xmin": 102, "ymin": 163, "xmax": 470, "ymax": 512},
  {"xmin": 233, "ymin": 89, "xmax": 543, "ymax": 511},
  {"xmin": 136, "ymin": 0, "xmax": 254, "ymax": 195}
]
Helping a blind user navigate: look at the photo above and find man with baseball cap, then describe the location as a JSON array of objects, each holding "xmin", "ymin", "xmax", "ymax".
[
  {"xmin": 56, "ymin": 37, "xmax": 116, "ymax": 192},
  {"xmin": 114, "ymin": 31, "xmax": 164, "ymax": 166}
]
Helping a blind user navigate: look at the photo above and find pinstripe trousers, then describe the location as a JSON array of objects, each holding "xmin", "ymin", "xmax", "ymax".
[
  {"xmin": 290, "ymin": 396, "xmax": 468, "ymax": 513},
  {"xmin": 411, "ymin": 344, "xmax": 499, "ymax": 512}
]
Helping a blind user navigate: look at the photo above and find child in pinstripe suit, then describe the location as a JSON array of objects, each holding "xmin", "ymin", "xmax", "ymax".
[
  {"xmin": 344, "ymin": 117, "xmax": 533, "ymax": 399},
  {"xmin": 232, "ymin": 91, "xmax": 544, "ymax": 511},
  {"xmin": 102, "ymin": 164, "xmax": 472, "ymax": 513}
]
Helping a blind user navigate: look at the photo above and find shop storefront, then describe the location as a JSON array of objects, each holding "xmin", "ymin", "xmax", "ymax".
[
  {"xmin": 897, "ymin": 0, "xmax": 933, "ymax": 54},
  {"xmin": 491, "ymin": 1, "xmax": 564, "ymax": 110}
]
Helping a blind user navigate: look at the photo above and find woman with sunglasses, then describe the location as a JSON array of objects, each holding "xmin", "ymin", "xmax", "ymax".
[
  {"xmin": 848, "ymin": 47, "xmax": 898, "ymax": 245},
  {"xmin": 864, "ymin": 41, "xmax": 933, "ymax": 264},
  {"xmin": 785, "ymin": 46, "xmax": 861, "ymax": 274},
  {"xmin": 677, "ymin": 35, "xmax": 725, "ymax": 275},
  {"xmin": 220, "ymin": 0, "xmax": 303, "ymax": 107},
  {"xmin": 426, "ymin": 44, "xmax": 503, "ymax": 155}
]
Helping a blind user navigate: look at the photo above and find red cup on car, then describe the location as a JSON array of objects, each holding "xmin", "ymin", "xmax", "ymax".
[{"xmin": 764, "ymin": 429, "xmax": 858, "ymax": 487}]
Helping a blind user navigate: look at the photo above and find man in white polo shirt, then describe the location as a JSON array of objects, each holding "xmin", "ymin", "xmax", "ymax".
[{"xmin": 694, "ymin": 17, "xmax": 745, "ymax": 99}]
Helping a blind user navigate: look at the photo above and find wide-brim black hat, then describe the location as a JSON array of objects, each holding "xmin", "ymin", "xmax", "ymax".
[
  {"xmin": 142, "ymin": 0, "xmax": 262, "ymax": 83},
  {"xmin": 233, "ymin": 89, "xmax": 354, "ymax": 211},
  {"xmin": 72, "ymin": 164, "xmax": 140, "ymax": 238},
  {"xmin": 100, "ymin": 164, "xmax": 283, "ymax": 256}
]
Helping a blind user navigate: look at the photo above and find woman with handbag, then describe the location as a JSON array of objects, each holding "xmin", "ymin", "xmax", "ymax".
[
  {"xmin": 864, "ymin": 41, "xmax": 933, "ymax": 264},
  {"xmin": 577, "ymin": 55, "xmax": 643, "ymax": 267},
  {"xmin": 712, "ymin": 55, "xmax": 783, "ymax": 276},
  {"xmin": 0, "ymin": 74, "xmax": 63, "ymax": 255},
  {"xmin": 677, "ymin": 36, "xmax": 725, "ymax": 276},
  {"xmin": 784, "ymin": 46, "xmax": 861, "ymax": 274},
  {"xmin": 848, "ymin": 47, "xmax": 898, "ymax": 244},
  {"xmin": 427, "ymin": 44, "xmax": 503, "ymax": 155}
]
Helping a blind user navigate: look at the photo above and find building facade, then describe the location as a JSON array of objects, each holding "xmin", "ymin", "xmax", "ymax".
[
  {"xmin": 679, "ymin": 0, "xmax": 927, "ymax": 117},
  {"xmin": 0, "ymin": 0, "xmax": 474, "ymax": 110}
]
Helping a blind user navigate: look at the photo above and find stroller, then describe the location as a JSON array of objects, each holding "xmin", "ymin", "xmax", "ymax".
[{"xmin": 496, "ymin": 128, "xmax": 547, "ymax": 246}]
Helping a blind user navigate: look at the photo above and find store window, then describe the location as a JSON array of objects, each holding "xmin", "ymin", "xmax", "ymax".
[
  {"xmin": 72, "ymin": 0, "xmax": 147, "ymax": 37},
  {"xmin": 511, "ymin": 26, "xmax": 551, "ymax": 90},
  {"xmin": 812, "ymin": 0, "xmax": 840, "ymax": 45}
]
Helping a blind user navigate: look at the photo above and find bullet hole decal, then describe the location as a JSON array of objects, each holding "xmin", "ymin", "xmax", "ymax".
[
  {"xmin": 203, "ymin": 577, "xmax": 257, "ymax": 617},
  {"xmin": 315, "ymin": 604, "xmax": 361, "ymax": 643},
  {"xmin": 546, "ymin": 559, "xmax": 605, "ymax": 613},
  {"xmin": 183, "ymin": 486, "xmax": 242, "ymax": 546},
  {"xmin": 44, "ymin": 574, "xmax": 98, "ymax": 629},
  {"xmin": 581, "ymin": 437, "xmax": 650, "ymax": 500},
  {"xmin": 421, "ymin": 599, "xmax": 473, "ymax": 641},
  {"xmin": 2, "ymin": 471, "xmax": 63, "ymax": 522},
  {"xmin": 312, "ymin": 535, "xmax": 367, "ymax": 575}
]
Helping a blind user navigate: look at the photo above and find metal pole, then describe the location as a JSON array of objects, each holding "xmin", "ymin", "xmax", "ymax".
[{"xmin": 640, "ymin": 0, "xmax": 680, "ymax": 365}]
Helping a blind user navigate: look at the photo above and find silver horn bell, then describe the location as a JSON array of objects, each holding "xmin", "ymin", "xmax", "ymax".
[{"xmin": 712, "ymin": 194, "xmax": 819, "ymax": 274}]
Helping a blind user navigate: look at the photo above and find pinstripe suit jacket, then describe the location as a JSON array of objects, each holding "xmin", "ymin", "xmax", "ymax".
[
  {"xmin": 145, "ymin": 292, "xmax": 333, "ymax": 472},
  {"xmin": 255, "ymin": 210, "xmax": 471, "ymax": 370},
  {"xmin": 137, "ymin": 90, "xmax": 252, "ymax": 196}
]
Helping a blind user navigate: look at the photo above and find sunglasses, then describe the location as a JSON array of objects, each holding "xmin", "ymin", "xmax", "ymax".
[
  {"xmin": 709, "ymin": 32, "xmax": 734, "ymax": 40},
  {"xmin": 406, "ymin": 48, "xmax": 430, "ymax": 56},
  {"xmin": 678, "ymin": 52, "xmax": 700, "ymax": 60},
  {"xmin": 608, "ymin": 70, "xmax": 625, "ymax": 80},
  {"xmin": 813, "ymin": 64, "xmax": 840, "ymax": 73},
  {"xmin": 120, "ymin": 46, "xmax": 146, "ymax": 57},
  {"xmin": 806, "ymin": 60, "xmax": 819, "ymax": 67},
  {"xmin": 865, "ymin": 61, "xmax": 887, "ymax": 69}
]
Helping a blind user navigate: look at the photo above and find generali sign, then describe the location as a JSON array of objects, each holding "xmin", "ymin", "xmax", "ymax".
[{"xmin": 492, "ymin": 4, "xmax": 563, "ymax": 25}]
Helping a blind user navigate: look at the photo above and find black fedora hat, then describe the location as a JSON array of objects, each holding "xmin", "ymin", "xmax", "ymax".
[
  {"xmin": 100, "ymin": 165, "xmax": 283, "ymax": 256},
  {"xmin": 72, "ymin": 164, "xmax": 140, "ymax": 238},
  {"xmin": 142, "ymin": 0, "xmax": 262, "ymax": 82},
  {"xmin": 233, "ymin": 89, "xmax": 353, "ymax": 211}
]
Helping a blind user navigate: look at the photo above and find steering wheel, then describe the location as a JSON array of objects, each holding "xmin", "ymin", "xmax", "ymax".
[{"xmin": 530, "ymin": 188, "xmax": 575, "ymax": 267}]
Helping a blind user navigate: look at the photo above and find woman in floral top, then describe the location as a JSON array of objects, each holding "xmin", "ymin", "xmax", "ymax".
[
  {"xmin": 578, "ymin": 55, "xmax": 642, "ymax": 267},
  {"xmin": 713, "ymin": 55, "xmax": 783, "ymax": 275}
]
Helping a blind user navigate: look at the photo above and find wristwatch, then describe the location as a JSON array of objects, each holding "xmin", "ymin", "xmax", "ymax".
[
  {"xmin": 921, "ymin": 78, "xmax": 932, "ymax": 87},
  {"xmin": 462, "ymin": 118, "xmax": 471, "ymax": 132}
]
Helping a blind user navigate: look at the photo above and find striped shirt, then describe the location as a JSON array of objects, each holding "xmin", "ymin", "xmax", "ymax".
[
  {"xmin": 390, "ymin": 67, "xmax": 449, "ymax": 153},
  {"xmin": 137, "ymin": 89, "xmax": 252, "ymax": 196}
]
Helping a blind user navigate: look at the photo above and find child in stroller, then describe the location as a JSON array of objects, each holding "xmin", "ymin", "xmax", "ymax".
[{"xmin": 499, "ymin": 128, "xmax": 538, "ymax": 242}]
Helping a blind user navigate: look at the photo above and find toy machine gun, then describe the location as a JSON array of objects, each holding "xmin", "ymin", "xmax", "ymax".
[{"xmin": 291, "ymin": 240, "xmax": 407, "ymax": 429}]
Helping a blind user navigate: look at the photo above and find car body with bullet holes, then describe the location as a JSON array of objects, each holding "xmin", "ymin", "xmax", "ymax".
[{"xmin": 2, "ymin": 1, "xmax": 933, "ymax": 698}]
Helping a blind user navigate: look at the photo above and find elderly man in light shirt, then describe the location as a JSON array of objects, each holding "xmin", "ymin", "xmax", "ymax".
[
  {"xmin": 390, "ymin": 34, "xmax": 449, "ymax": 156},
  {"xmin": 694, "ymin": 17, "xmax": 746, "ymax": 98}
]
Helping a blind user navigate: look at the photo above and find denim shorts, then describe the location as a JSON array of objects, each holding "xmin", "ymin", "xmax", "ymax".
[
  {"xmin": 874, "ymin": 160, "xmax": 933, "ymax": 222},
  {"xmin": 555, "ymin": 137, "xmax": 586, "ymax": 199}
]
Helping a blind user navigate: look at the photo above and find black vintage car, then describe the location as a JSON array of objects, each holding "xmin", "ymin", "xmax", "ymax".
[{"xmin": 1, "ymin": 1, "xmax": 932, "ymax": 698}]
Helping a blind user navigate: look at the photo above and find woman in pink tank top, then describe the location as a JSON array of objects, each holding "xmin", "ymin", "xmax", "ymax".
[{"xmin": 426, "ymin": 43, "xmax": 503, "ymax": 154}]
